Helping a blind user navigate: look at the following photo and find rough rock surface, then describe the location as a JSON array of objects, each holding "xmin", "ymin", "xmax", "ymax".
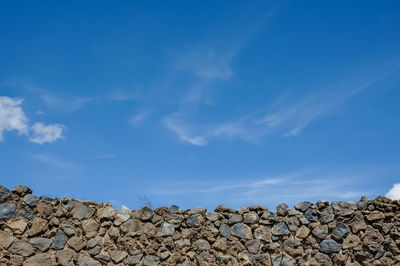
[{"xmin": 1, "ymin": 185, "xmax": 400, "ymax": 265}]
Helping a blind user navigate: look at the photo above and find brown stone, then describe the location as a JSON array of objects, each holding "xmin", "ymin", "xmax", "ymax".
[
  {"xmin": 9, "ymin": 240, "xmax": 35, "ymax": 257},
  {"xmin": 109, "ymin": 249, "xmax": 128, "ymax": 263},
  {"xmin": 295, "ymin": 225, "xmax": 310, "ymax": 239},
  {"xmin": 365, "ymin": 211, "xmax": 385, "ymax": 221},
  {"xmin": 6, "ymin": 217, "xmax": 27, "ymax": 234},
  {"xmin": 26, "ymin": 217, "xmax": 47, "ymax": 237},
  {"xmin": 0, "ymin": 230, "xmax": 13, "ymax": 249},
  {"xmin": 343, "ymin": 234, "xmax": 361, "ymax": 249},
  {"xmin": 56, "ymin": 249, "xmax": 76, "ymax": 265},
  {"xmin": 67, "ymin": 236, "xmax": 86, "ymax": 251},
  {"xmin": 23, "ymin": 253, "xmax": 56, "ymax": 266}
]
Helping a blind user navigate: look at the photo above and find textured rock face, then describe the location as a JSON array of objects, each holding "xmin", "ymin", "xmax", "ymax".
[{"xmin": 1, "ymin": 185, "xmax": 400, "ymax": 265}]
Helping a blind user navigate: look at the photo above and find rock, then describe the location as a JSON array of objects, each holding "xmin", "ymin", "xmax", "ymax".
[
  {"xmin": 305, "ymin": 209, "xmax": 319, "ymax": 222},
  {"xmin": 243, "ymin": 212, "xmax": 258, "ymax": 224},
  {"xmin": 82, "ymin": 218, "xmax": 99, "ymax": 237},
  {"xmin": 0, "ymin": 231, "xmax": 13, "ymax": 249},
  {"xmin": 312, "ymin": 224, "xmax": 328, "ymax": 239},
  {"xmin": 115, "ymin": 205, "xmax": 131, "ymax": 224},
  {"xmin": 331, "ymin": 201, "xmax": 357, "ymax": 216},
  {"xmin": 170, "ymin": 204, "xmax": 180, "ymax": 213},
  {"xmin": 56, "ymin": 249, "xmax": 76, "ymax": 265},
  {"xmin": 67, "ymin": 236, "xmax": 86, "ymax": 251},
  {"xmin": 95, "ymin": 254, "xmax": 110, "ymax": 262},
  {"xmin": 26, "ymin": 217, "xmax": 47, "ymax": 236},
  {"xmin": 138, "ymin": 206, "xmax": 154, "ymax": 221},
  {"xmin": 215, "ymin": 204, "xmax": 234, "ymax": 213},
  {"xmin": 349, "ymin": 212, "xmax": 367, "ymax": 233},
  {"xmin": 363, "ymin": 226, "xmax": 384, "ymax": 246},
  {"xmin": 0, "ymin": 202, "xmax": 17, "ymax": 219},
  {"xmin": 357, "ymin": 196, "xmax": 369, "ymax": 210},
  {"xmin": 254, "ymin": 225, "xmax": 271, "ymax": 241},
  {"xmin": 342, "ymin": 234, "xmax": 361, "ymax": 249},
  {"xmin": 228, "ymin": 214, "xmax": 243, "ymax": 224},
  {"xmin": 272, "ymin": 222, "xmax": 290, "ymax": 236},
  {"xmin": 6, "ymin": 217, "xmax": 27, "ymax": 234},
  {"xmin": 13, "ymin": 185, "xmax": 32, "ymax": 196},
  {"xmin": 36, "ymin": 203, "xmax": 53, "ymax": 216},
  {"xmin": 283, "ymin": 239, "xmax": 303, "ymax": 257},
  {"xmin": 97, "ymin": 205, "xmax": 115, "ymax": 219},
  {"xmin": 205, "ymin": 211, "xmax": 220, "ymax": 221},
  {"xmin": 319, "ymin": 206, "xmax": 334, "ymax": 224},
  {"xmin": 127, "ymin": 254, "xmax": 143, "ymax": 264},
  {"xmin": 71, "ymin": 203, "xmax": 94, "ymax": 220},
  {"xmin": 0, "ymin": 185, "xmax": 11, "ymax": 201},
  {"xmin": 231, "ymin": 223, "xmax": 252, "ymax": 239},
  {"xmin": 77, "ymin": 254, "xmax": 101, "ymax": 266},
  {"xmin": 320, "ymin": 239, "xmax": 341, "ymax": 254},
  {"xmin": 87, "ymin": 236, "xmax": 102, "ymax": 249},
  {"xmin": 51, "ymin": 229, "xmax": 68, "ymax": 250},
  {"xmin": 332, "ymin": 222, "xmax": 350, "ymax": 240},
  {"xmin": 285, "ymin": 217, "xmax": 299, "ymax": 232},
  {"xmin": 23, "ymin": 253, "xmax": 56, "ymax": 266},
  {"xmin": 29, "ymin": 238, "xmax": 52, "ymax": 251},
  {"xmin": 186, "ymin": 214, "xmax": 204, "ymax": 227},
  {"xmin": 245, "ymin": 239, "xmax": 260, "ymax": 253},
  {"xmin": 310, "ymin": 252, "xmax": 333, "ymax": 266},
  {"xmin": 219, "ymin": 223, "xmax": 231, "ymax": 238},
  {"xmin": 295, "ymin": 225, "xmax": 310, "ymax": 239},
  {"xmin": 9, "ymin": 240, "xmax": 35, "ymax": 257},
  {"xmin": 294, "ymin": 201, "xmax": 312, "ymax": 212},
  {"xmin": 143, "ymin": 255, "xmax": 160, "ymax": 266},
  {"xmin": 366, "ymin": 211, "xmax": 385, "ymax": 221},
  {"xmin": 277, "ymin": 203, "xmax": 289, "ymax": 216},
  {"xmin": 261, "ymin": 211, "xmax": 277, "ymax": 224},
  {"xmin": 213, "ymin": 237, "xmax": 228, "ymax": 251},
  {"xmin": 194, "ymin": 239, "xmax": 211, "ymax": 250},
  {"xmin": 120, "ymin": 219, "xmax": 139, "ymax": 234},
  {"xmin": 40, "ymin": 196, "xmax": 59, "ymax": 206},
  {"xmin": 188, "ymin": 206, "xmax": 206, "ymax": 214},
  {"xmin": 109, "ymin": 250, "xmax": 128, "ymax": 263},
  {"xmin": 159, "ymin": 222, "xmax": 175, "ymax": 236},
  {"xmin": 18, "ymin": 203, "xmax": 35, "ymax": 220}
]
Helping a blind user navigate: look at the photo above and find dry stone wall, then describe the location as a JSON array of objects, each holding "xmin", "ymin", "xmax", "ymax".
[{"xmin": 1, "ymin": 184, "xmax": 400, "ymax": 266}]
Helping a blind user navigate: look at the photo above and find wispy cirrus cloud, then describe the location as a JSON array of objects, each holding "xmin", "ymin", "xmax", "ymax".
[
  {"xmin": 30, "ymin": 154, "xmax": 79, "ymax": 169},
  {"xmin": 0, "ymin": 96, "xmax": 64, "ymax": 144}
]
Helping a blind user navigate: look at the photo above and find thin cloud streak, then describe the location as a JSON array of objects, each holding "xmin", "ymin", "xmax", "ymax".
[{"xmin": 30, "ymin": 154, "xmax": 80, "ymax": 169}]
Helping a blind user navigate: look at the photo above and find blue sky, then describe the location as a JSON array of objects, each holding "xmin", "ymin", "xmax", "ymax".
[{"xmin": 1, "ymin": 1, "xmax": 400, "ymax": 210}]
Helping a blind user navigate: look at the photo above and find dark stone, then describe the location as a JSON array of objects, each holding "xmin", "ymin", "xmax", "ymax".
[
  {"xmin": 18, "ymin": 203, "xmax": 35, "ymax": 220},
  {"xmin": 51, "ymin": 230, "xmax": 68, "ymax": 250},
  {"xmin": 0, "ymin": 202, "xmax": 17, "ymax": 219},
  {"xmin": 332, "ymin": 222, "xmax": 350, "ymax": 240},
  {"xmin": 305, "ymin": 209, "xmax": 318, "ymax": 222},
  {"xmin": 40, "ymin": 196, "xmax": 59, "ymax": 206},
  {"xmin": 276, "ymin": 203, "xmax": 289, "ymax": 216},
  {"xmin": 320, "ymin": 239, "xmax": 341, "ymax": 254},
  {"xmin": 24, "ymin": 194, "xmax": 39, "ymax": 207},
  {"xmin": 13, "ymin": 185, "xmax": 32, "ymax": 196},
  {"xmin": 272, "ymin": 223, "xmax": 290, "ymax": 236},
  {"xmin": 294, "ymin": 202, "xmax": 312, "ymax": 212},
  {"xmin": 186, "ymin": 214, "xmax": 204, "ymax": 228},
  {"xmin": 0, "ymin": 185, "xmax": 11, "ymax": 202},
  {"xmin": 170, "ymin": 205, "xmax": 180, "ymax": 214}
]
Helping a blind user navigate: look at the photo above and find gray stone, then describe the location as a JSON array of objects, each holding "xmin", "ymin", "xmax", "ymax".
[
  {"xmin": 18, "ymin": 203, "xmax": 35, "ymax": 220},
  {"xmin": 127, "ymin": 254, "xmax": 143, "ymax": 264},
  {"xmin": 0, "ymin": 185, "xmax": 11, "ymax": 201},
  {"xmin": 228, "ymin": 214, "xmax": 243, "ymax": 224},
  {"xmin": 188, "ymin": 206, "xmax": 206, "ymax": 214},
  {"xmin": 205, "ymin": 211, "xmax": 220, "ymax": 221},
  {"xmin": 332, "ymin": 222, "xmax": 350, "ymax": 240},
  {"xmin": 194, "ymin": 239, "xmax": 211, "ymax": 250},
  {"xmin": 294, "ymin": 201, "xmax": 312, "ymax": 212},
  {"xmin": 285, "ymin": 217, "xmax": 298, "ymax": 232},
  {"xmin": 13, "ymin": 185, "xmax": 32, "ymax": 196},
  {"xmin": 159, "ymin": 222, "xmax": 175, "ymax": 236},
  {"xmin": 320, "ymin": 239, "xmax": 341, "ymax": 254},
  {"xmin": 219, "ymin": 223, "xmax": 231, "ymax": 238},
  {"xmin": 95, "ymin": 254, "xmax": 110, "ymax": 261},
  {"xmin": 245, "ymin": 239, "xmax": 260, "ymax": 253},
  {"xmin": 170, "ymin": 205, "xmax": 180, "ymax": 213},
  {"xmin": 109, "ymin": 250, "xmax": 128, "ymax": 263},
  {"xmin": 186, "ymin": 214, "xmax": 204, "ymax": 227},
  {"xmin": 254, "ymin": 225, "xmax": 271, "ymax": 241},
  {"xmin": 231, "ymin": 223, "xmax": 252, "ymax": 239},
  {"xmin": 138, "ymin": 206, "xmax": 153, "ymax": 221},
  {"xmin": 331, "ymin": 201, "xmax": 357, "ymax": 216},
  {"xmin": 9, "ymin": 240, "xmax": 35, "ymax": 257},
  {"xmin": 24, "ymin": 194, "xmax": 39, "ymax": 207},
  {"xmin": 319, "ymin": 206, "xmax": 334, "ymax": 224},
  {"xmin": 40, "ymin": 196, "xmax": 59, "ymax": 206},
  {"xmin": 305, "ymin": 209, "xmax": 318, "ymax": 222},
  {"xmin": 277, "ymin": 203, "xmax": 289, "ymax": 216},
  {"xmin": 0, "ymin": 231, "xmax": 13, "ymax": 249},
  {"xmin": 312, "ymin": 252, "xmax": 333, "ymax": 266},
  {"xmin": 71, "ymin": 203, "xmax": 94, "ymax": 220},
  {"xmin": 312, "ymin": 224, "xmax": 328, "ymax": 239},
  {"xmin": 0, "ymin": 202, "xmax": 17, "ymax": 219},
  {"xmin": 261, "ymin": 211, "xmax": 276, "ymax": 224},
  {"xmin": 272, "ymin": 222, "xmax": 290, "ymax": 236},
  {"xmin": 243, "ymin": 212, "xmax": 258, "ymax": 224},
  {"xmin": 357, "ymin": 196, "xmax": 369, "ymax": 210},
  {"xmin": 51, "ymin": 229, "xmax": 68, "ymax": 250},
  {"xmin": 143, "ymin": 255, "xmax": 160, "ymax": 266},
  {"xmin": 29, "ymin": 238, "xmax": 52, "ymax": 251}
]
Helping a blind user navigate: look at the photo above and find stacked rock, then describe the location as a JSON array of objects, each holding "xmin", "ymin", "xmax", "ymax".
[{"xmin": 1, "ymin": 184, "xmax": 400, "ymax": 265}]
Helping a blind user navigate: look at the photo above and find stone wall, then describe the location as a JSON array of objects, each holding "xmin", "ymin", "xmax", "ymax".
[{"xmin": 1, "ymin": 184, "xmax": 400, "ymax": 266}]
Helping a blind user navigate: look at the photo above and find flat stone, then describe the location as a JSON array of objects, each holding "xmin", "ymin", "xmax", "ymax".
[
  {"xmin": 272, "ymin": 222, "xmax": 290, "ymax": 236},
  {"xmin": 82, "ymin": 218, "xmax": 99, "ymax": 237},
  {"xmin": 294, "ymin": 201, "xmax": 312, "ymax": 212},
  {"xmin": 365, "ymin": 211, "xmax": 385, "ymax": 221},
  {"xmin": 194, "ymin": 239, "xmax": 211, "ymax": 250},
  {"xmin": 332, "ymin": 222, "xmax": 350, "ymax": 240},
  {"xmin": 120, "ymin": 219, "xmax": 139, "ymax": 234},
  {"xmin": 0, "ymin": 230, "xmax": 13, "ymax": 249},
  {"xmin": 231, "ymin": 223, "xmax": 252, "ymax": 239},
  {"xmin": 127, "ymin": 254, "xmax": 143, "ymax": 264},
  {"xmin": 95, "ymin": 254, "xmax": 110, "ymax": 262},
  {"xmin": 295, "ymin": 225, "xmax": 310, "ymax": 239},
  {"xmin": 29, "ymin": 237, "xmax": 52, "ymax": 251},
  {"xmin": 205, "ymin": 211, "xmax": 220, "ymax": 221},
  {"xmin": 312, "ymin": 224, "xmax": 328, "ymax": 239},
  {"xmin": 71, "ymin": 203, "xmax": 94, "ymax": 220},
  {"xmin": 219, "ymin": 223, "xmax": 231, "ymax": 238},
  {"xmin": 97, "ymin": 205, "xmax": 115, "ymax": 219},
  {"xmin": 228, "ymin": 214, "xmax": 243, "ymax": 224},
  {"xmin": 143, "ymin": 255, "xmax": 160, "ymax": 266},
  {"xmin": 243, "ymin": 212, "xmax": 258, "ymax": 224},
  {"xmin": 7, "ymin": 217, "xmax": 27, "ymax": 234},
  {"xmin": 305, "ymin": 209, "xmax": 318, "ymax": 222},
  {"xmin": 23, "ymin": 253, "xmax": 56, "ymax": 266},
  {"xmin": 109, "ymin": 250, "xmax": 128, "ymax": 263},
  {"xmin": 0, "ymin": 202, "xmax": 17, "ymax": 219},
  {"xmin": 245, "ymin": 239, "xmax": 260, "ymax": 253},
  {"xmin": 0, "ymin": 185, "xmax": 11, "ymax": 201},
  {"xmin": 87, "ymin": 236, "xmax": 102, "ymax": 249},
  {"xmin": 254, "ymin": 225, "xmax": 271, "ymax": 241},
  {"xmin": 159, "ymin": 222, "xmax": 175, "ymax": 236},
  {"xmin": 331, "ymin": 201, "xmax": 357, "ymax": 216},
  {"xmin": 342, "ymin": 234, "xmax": 361, "ymax": 249},
  {"xmin": 115, "ymin": 205, "xmax": 132, "ymax": 224},
  {"xmin": 77, "ymin": 254, "xmax": 101, "ymax": 266},
  {"xmin": 13, "ymin": 185, "xmax": 32, "ymax": 196},
  {"xmin": 51, "ymin": 229, "xmax": 68, "ymax": 250},
  {"xmin": 56, "ymin": 248, "xmax": 76, "ymax": 265},
  {"xmin": 320, "ymin": 239, "xmax": 341, "ymax": 254},
  {"xmin": 9, "ymin": 240, "xmax": 35, "ymax": 257},
  {"xmin": 67, "ymin": 236, "xmax": 86, "ymax": 251},
  {"xmin": 186, "ymin": 214, "xmax": 204, "ymax": 227},
  {"xmin": 26, "ymin": 217, "xmax": 47, "ymax": 236}
]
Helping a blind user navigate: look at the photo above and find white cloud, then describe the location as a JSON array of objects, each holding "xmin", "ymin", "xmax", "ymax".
[
  {"xmin": 129, "ymin": 111, "xmax": 150, "ymax": 125},
  {"xmin": 0, "ymin": 96, "xmax": 64, "ymax": 144},
  {"xmin": 29, "ymin": 122, "xmax": 65, "ymax": 144},
  {"xmin": 386, "ymin": 184, "xmax": 400, "ymax": 200},
  {"xmin": 0, "ymin": 96, "xmax": 29, "ymax": 140}
]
